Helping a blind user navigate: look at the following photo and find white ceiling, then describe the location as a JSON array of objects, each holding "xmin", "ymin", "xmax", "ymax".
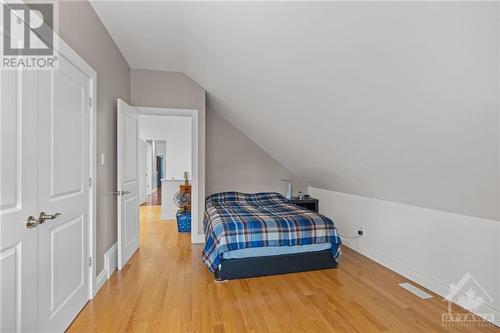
[{"xmin": 91, "ymin": 1, "xmax": 499, "ymax": 221}]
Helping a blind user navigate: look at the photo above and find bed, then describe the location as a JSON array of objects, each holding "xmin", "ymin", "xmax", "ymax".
[{"xmin": 202, "ymin": 192, "xmax": 341, "ymax": 280}]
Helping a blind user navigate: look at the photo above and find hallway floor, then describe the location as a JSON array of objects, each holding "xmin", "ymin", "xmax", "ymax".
[
  {"xmin": 141, "ymin": 187, "xmax": 162, "ymax": 206},
  {"xmin": 67, "ymin": 206, "xmax": 497, "ymax": 333}
]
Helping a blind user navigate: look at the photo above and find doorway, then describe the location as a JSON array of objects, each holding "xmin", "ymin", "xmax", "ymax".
[
  {"xmin": 140, "ymin": 139, "xmax": 163, "ymax": 206},
  {"xmin": 116, "ymin": 101, "xmax": 202, "ymax": 271}
]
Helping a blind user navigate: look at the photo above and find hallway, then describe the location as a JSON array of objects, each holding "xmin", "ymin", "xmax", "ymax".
[{"xmin": 67, "ymin": 206, "xmax": 496, "ymax": 333}]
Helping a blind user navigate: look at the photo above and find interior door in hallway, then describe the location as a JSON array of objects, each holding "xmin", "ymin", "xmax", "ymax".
[{"xmin": 117, "ymin": 99, "xmax": 140, "ymax": 270}]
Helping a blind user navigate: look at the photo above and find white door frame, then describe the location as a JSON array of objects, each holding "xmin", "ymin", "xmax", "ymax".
[
  {"xmin": 53, "ymin": 38, "xmax": 97, "ymax": 299},
  {"xmin": 136, "ymin": 107, "xmax": 204, "ymax": 243},
  {"xmin": 146, "ymin": 141, "xmax": 153, "ymax": 196}
]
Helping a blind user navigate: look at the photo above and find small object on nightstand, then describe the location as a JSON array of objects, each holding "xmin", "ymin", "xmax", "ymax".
[
  {"xmin": 289, "ymin": 197, "xmax": 319, "ymax": 213},
  {"xmin": 281, "ymin": 179, "xmax": 292, "ymax": 200}
]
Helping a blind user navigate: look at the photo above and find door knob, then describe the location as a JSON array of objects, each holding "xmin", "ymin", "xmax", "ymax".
[
  {"xmin": 38, "ymin": 212, "xmax": 62, "ymax": 223},
  {"xmin": 26, "ymin": 216, "xmax": 40, "ymax": 228}
]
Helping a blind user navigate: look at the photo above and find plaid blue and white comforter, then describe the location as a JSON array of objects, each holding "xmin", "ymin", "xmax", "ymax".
[{"xmin": 202, "ymin": 192, "xmax": 342, "ymax": 272}]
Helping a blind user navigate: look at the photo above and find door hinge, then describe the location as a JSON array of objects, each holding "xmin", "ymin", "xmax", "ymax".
[
  {"xmin": 88, "ymin": 257, "xmax": 92, "ymax": 267},
  {"xmin": 88, "ymin": 97, "xmax": 92, "ymax": 108},
  {"xmin": 89, "ymin": 177, "xmax": 92, "ymax": 187}
]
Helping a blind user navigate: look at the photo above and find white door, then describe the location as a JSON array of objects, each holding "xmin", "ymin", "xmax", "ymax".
[
  {"xmin": 36, "ymin": 53, "xmax": 91, "ymax": 332},
  {"xmin": 0, "ymin": 68, "xmax": 39, "ymax": 333},
  {"xmin": 117, "ymin": 99, "xmax": 140, "ymax": 270}
]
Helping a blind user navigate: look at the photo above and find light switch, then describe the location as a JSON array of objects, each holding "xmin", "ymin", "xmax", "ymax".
[{"xmin": 100, "ymin": 153, "xmax": 105, "ymax": 165}]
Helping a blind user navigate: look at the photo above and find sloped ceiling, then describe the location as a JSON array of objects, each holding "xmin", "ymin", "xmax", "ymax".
[{"xmin": 91, "ymin": 1, "xmax": 499, "ymax": 221}]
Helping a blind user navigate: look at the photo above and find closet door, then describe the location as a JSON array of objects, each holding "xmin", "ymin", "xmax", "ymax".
[
  {"xmin": 36, "ymin": 52, "xmax": 91, "ymax": 332},
  {"xmin": 0, "ymin": 68, "xmax": 39, "ymax": 332}
]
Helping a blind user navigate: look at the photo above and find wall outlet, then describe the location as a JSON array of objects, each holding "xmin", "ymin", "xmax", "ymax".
[{"xmin": 357, "ymin": 228, "xmax": 364, "ymax": 236}]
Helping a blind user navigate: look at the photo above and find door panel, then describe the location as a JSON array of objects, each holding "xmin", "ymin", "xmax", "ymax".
[
  {"xmin": 0, "ymin": 66, "xmax": 38, "ymax": 332},
  {"xmin": 125, "ymin": 196, "xmax": 138, "ymax": 244},
  {"xmin": 37, "ymin": 54, "xmax": 90, "ymax": 332},
  {"xmin": 50, "ymin": 70, "xmax": 85, "ymax": 198},
  {"xmin": 117, "ymin": 99, "xmax": 139, "ymax": 270},
  {"xmin": 0, "ymin": 244, "xmax": 21, "ymax": 333},
  {"xmin": 124, "ymin": 114, "xmax": 138, "ymax": 183},
  {"xmin": 49, "ymin": 216, "xmax": 84, "ymax": 314},
  {"xmin": 0, "ymin": 70, "xmax": 20, "ymax": 212}
]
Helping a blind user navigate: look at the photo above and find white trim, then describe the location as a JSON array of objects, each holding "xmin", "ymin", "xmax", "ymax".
[
  {"xmin": 136, "ymin": 106, "xmax": 205, "ymax": 243},
  {"xmin": 95, "ymin": 270, "xmax": 107, "ymax": 294},
  {"xmin": 93, "ymin": 243, "xmax": 118, "ymax": 296},
  {"xmin": 105, "ymin": 243, "xmax": 118, "ymax": 279},
  {"xmin": 191, "ymin": 233, "xmax": 205, "ymax": 244}
]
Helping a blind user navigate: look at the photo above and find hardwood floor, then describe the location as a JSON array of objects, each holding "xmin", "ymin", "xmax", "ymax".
[
  {"xmin": 141, "ymin": 187, "xmax": 162, "ymax": 206},
  {"xmin": 68, "ymin": 206, "xmax": 498, "ymax": 333}
]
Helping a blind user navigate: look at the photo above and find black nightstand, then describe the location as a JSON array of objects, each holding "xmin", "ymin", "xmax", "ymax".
[{"xmin": 288, "ymin": 198, "xmax": 319, "ymax": 213}]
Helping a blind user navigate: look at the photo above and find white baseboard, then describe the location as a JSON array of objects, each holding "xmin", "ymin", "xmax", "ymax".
[
  {"xmin": 95, "ymin": 269, "xmax": 107, "ymax": 295},
  {"xmin": 342, "ymin": 238, "xmax": 500, "ymax": 327},
  {"xmin": 105, "ymin": 243, "xmax": 117, "ymax": 279},
  {"xmin": 93, "ymin": 242, "xmax": 118, "ymax": 295},
  {"xmin": 192, "ymin": 233, "xmax": 205, "ymax": 244}
]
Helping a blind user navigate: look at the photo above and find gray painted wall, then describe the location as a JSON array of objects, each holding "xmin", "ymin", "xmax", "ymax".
[
  {"xmin": 58, "ymin": 1, "xmax": 130, "ymax": 273},
  {"xmin": 206, "ymin": 107, "xmax": 306, "ymax": 196},
  {"xmin": 131, "ymin": 69, "xmax": 305, "ymax": 199}
]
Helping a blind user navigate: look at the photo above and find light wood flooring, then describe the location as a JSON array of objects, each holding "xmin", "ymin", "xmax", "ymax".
[
  {"xmin": 141, "ymin": 187, "xmax": 162, "ymax": 206},
  {"xmin": 67, "ymin": 206, "xmax": 498, "ymax": 332}
]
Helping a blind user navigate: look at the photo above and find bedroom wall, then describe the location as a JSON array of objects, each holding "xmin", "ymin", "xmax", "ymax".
[
  {"xmin": 130, "ymin": 69, "xmax": 306, "ymax": 196},
  {"xmin": 206, "ymin": 107, "xmax": 306, "ymax": 196},
  {"xmin": 58, "ymin": 1, "xmax": 131, "ymax": 274},
  {"xmin": 310, "ymin": 187, "xmax": 500, "ymax": 327}
]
